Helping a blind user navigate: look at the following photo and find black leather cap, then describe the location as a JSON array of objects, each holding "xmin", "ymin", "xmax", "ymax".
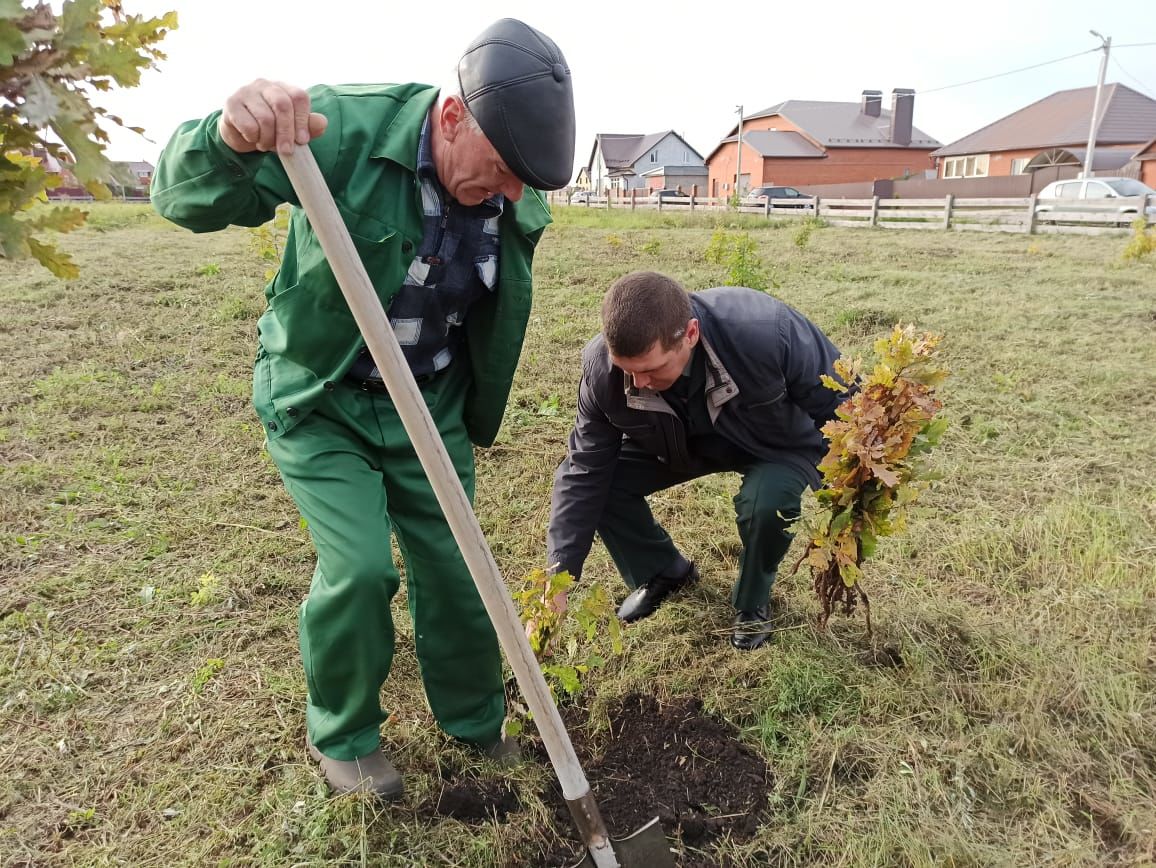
[{"xmin": 457, "ymin": 18, "xmax": 575, "ymax": 191}]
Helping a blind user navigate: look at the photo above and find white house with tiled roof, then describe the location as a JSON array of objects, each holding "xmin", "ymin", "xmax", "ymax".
[{"xmin": 586, "ymin": 131, "xmax": 704, "ymax": 194}]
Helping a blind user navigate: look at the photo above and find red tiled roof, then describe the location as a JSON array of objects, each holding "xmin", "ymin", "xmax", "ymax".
[
  {"xmin": 587, "ymin": 131, "xmax": 704, "ymax": 171},
  {"xmin": 932, "ymin": 83, "xmax": 1156, "ymax": 157},
  {"xmin": 724, "ymin": 99, "xmax": 940, "ymax": 148},
  {"xmin": 722, "ymin": 130, "xmax": 826, "ymax": 158}
]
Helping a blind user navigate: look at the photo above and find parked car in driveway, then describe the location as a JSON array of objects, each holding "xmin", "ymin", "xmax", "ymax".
[
  {"xmin": 1034, "ymin": 177, "xmax": 1156, "ymax": 223},
  {"xmin": 569, "ymin": 190, "xmax": 593, "ymax": 204},
  {"xmin": 649, "ymin": 188, "xmax": 690, "ymax": 202},
  {"xmin": 743, "ymin": 185, "xmax": 814, "ymax": 208}
]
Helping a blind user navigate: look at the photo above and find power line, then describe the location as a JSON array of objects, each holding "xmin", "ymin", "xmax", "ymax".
[
  {"xmin": 917, "ymin": 47, "xmax": 1099, "ymax": 95},
  {"xmin": 895, "ymin": 39, "xmax": 1156, "ymax": 101},
  {"xmin": 1111, "ymin": 56, "xmax": 1156, "ymax": 98}
]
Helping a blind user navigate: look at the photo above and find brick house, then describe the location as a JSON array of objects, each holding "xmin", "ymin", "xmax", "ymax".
[
  {"xmin": 705, "ymin": 89, "xmax": 941, "ymax": 197},
  {"xmin": 30, "ymin": 149, "xmax": 155, "ymax": 197},
  {"xmin": 586, "ymin": 131, "xmax": 705, "ymax": 194},
  {"xmin": 113, "ymin": 160, "xmax": 154, "ymax": 188},
  {"xmin": 1134, "ymin": 137, "xmax": 1156, "ymax": 188},
  {"xmin": 931, "ymin": 83, "xmax": 1156, "ymax": 183}
]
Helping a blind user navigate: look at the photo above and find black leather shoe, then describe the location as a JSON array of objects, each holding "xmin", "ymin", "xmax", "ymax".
[
  {"xmin": 616, "ymin": 562, "xmax": 700, "ymax": 623},
  {"xmin": 731, "ymin": 606, "xmax": 772, "ymax": 651}
]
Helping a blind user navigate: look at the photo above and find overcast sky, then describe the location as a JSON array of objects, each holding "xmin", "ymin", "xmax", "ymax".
[{"xmin": 99, "ymin": 0, "xmax": 1156, "ymax": 176}]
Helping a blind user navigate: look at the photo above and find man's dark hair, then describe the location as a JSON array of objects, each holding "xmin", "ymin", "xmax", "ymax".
[{"xmin": 601, "ymin": 271, "xmax": 692, "ymax": 358}]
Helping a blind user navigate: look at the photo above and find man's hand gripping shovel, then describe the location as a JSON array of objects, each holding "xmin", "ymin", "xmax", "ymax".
[{"xmin": 280, "ymin": 147, "xmax": 675, "ymax": 868}]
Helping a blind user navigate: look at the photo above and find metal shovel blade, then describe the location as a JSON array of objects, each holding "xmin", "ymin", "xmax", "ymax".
[{"xmin": 569, "ymin": 816, "xmax": 675, "ymax": 868}]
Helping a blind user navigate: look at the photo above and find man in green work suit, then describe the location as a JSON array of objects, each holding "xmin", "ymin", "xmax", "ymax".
[{"xmin": 151, "ymin": 19, "xmax": 575, "ymax": 798}]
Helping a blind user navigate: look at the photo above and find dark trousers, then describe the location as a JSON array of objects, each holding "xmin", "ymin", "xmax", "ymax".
[{"xmin": 596, "ymin": 442, "xmax": 811, "ymax": 612}]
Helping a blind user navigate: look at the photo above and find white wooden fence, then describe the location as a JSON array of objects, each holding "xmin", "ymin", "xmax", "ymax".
[{"xmin": 552, "ymin": 192, "xmax": 1156, "ymax": 237}]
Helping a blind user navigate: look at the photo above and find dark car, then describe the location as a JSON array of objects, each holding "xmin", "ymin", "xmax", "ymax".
[
  {"xmin": 650, "ymin": 188, "xmax": 690, "ymax": 202},
  {"xmin": 743, "ymin": 185, "xmax": 813, "ymax": 208}
]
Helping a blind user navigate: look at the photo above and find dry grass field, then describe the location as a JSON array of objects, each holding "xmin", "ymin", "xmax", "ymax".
[{"xmin": 2, "ymin": 203, "xmax": 1154, "ymax": 866}]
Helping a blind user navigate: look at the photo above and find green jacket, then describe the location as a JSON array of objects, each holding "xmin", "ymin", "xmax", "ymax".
[{"xmin": 151, "ymin": 83, "xmax": 551, "ymax": 446}]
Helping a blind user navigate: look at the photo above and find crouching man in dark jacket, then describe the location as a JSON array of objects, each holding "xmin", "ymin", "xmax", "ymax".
[{"xmin": 546, "ymin": 271, "xmax": 844, "ymax": 650}]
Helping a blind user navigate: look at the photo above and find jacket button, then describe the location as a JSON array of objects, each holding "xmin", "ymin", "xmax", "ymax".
[
  {"xmin": 401, "ymin": 240, "xmax": 413, "ymax": 254},
  {"xmin": 268, "ymin": 421, "xmax": 278, "ymax": 432},
  {"xmin": 286, "ymin": 407, "xmax": 298, "ymax": 417},
  {"xmin": 323, "ymin": 380, "xmax": 335, "ymax": 391}
]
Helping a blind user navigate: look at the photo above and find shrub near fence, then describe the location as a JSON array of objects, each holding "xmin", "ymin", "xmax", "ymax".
[{"xmin": 547, "ymin": 190, "xmax": 1156, "ymax": 236}]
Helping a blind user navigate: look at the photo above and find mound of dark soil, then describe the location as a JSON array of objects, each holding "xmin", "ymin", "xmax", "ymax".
[
  {"xmin": 411, "ymin": 693, "xmax": 771, "ymax": 864},
  {"xmin": 421, "ymin": 763, "xmax": 521, "ymax": 824},
  {"xmin": 538, "ymin": 693, "xmax": 772, "ymax": 866}
]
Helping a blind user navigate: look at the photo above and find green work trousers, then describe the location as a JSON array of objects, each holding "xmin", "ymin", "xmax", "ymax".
[
  {"xmin": 265, "ymin": 361, "xmax": 503, "ymax": 761},
  {"xmin": 596, "ymin": 442, "xmax": 812, "ymax": 612}
]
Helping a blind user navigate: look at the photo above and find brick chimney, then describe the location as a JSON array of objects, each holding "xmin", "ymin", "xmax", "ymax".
[
  {"xmin": 861, "ymin": 90, "xmax": 882, "ymax": 117},
  {"xmin": 889, "ymin": 88, "xmax": 915, "ymax": 145}
]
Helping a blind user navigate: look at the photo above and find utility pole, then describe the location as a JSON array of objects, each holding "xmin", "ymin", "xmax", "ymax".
[
  {"xmin": 734, "ymin": 104, "xmax": 744, "ymax": 199},
  {"xmin": 1082, "ymin": 31, "xmax": 1111, "ymax": 179}
]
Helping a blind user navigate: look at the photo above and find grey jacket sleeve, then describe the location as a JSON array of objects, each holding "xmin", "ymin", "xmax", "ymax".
[
  {"xmin": 779, "ymin": 306, "xmax": 845, "ymax": 429},
  {"xmin": 546, "ymin": 356, "xmax": 623, "ymax": 580}
]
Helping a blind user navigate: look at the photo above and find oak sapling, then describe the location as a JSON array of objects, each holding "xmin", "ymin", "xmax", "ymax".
[
  {"xmin": 508, "ymin": 568, "xmax": 622, "ymax": 734},
  {"xmin": 794, "ymin": 324, "xmax": 949, "ymax": 632}
]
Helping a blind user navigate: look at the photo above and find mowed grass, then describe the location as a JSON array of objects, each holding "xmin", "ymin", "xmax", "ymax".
[{"xmin": 1, "ymin": 203, "xmax": 1154, "ymax": 866}]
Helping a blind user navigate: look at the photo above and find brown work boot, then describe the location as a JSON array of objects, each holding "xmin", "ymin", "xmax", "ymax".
[{"xmin": 306, "ymin": 733, "xmax": 404, "ymax": 800}]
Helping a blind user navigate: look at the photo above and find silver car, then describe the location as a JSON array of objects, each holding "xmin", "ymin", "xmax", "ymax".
[
  {"xmin": 1035, "ymin": 176, "xmax": 1156, "ymax": 224},
  {"xmin": 742, "ymin": 185, "xmax": 814, "ymax": 209}
]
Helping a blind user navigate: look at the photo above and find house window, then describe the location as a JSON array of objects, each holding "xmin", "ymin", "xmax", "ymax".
[
  {"xmin": 942, "ymin": 154, "xmax": 990, "ymax": 178},
  {"xmin": 650, "ymin": 152, "xmax": 656, "ymax": 162},
  {"xmin": 1010, "ymin": 158, "xmax": 1029, "ymax": 175}
]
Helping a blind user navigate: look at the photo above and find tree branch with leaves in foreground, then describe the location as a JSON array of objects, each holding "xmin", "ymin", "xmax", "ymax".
[{"xmin": 1, "ymin": 0, "xmax": 176, "ymax": 277}]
